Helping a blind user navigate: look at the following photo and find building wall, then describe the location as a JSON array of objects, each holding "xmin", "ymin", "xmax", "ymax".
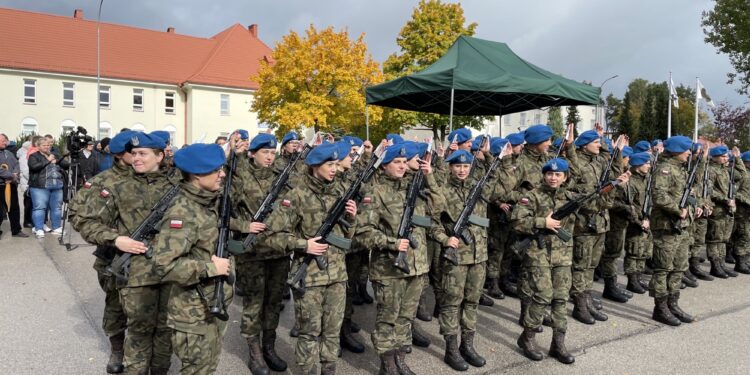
[
  {"xmin": 498, "ymin": 105, "xmax": 599, "ymax": 137},
  {"xmin": 185, "ymin": 85, "xmax": 260, "ymax": 144}
]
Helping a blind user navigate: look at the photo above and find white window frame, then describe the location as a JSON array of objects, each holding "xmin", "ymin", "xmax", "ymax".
[
  {"xmin": 165, "ymin": 92, "xmax": 175, "ymax": 114},
  {"xmin": 534, "ymin": 113, "xmax": 541, "ymax": 125},
  {"xmin": 164, "ymin": 125, "xmax": 177, "ymax": 145},
  {"xmin": 21, "ymin": 117, "xmax": 38, "ymax": 136},
  {"xmin": 61, "ymin": 119, "xmax": 76, "ymax": 135},
  {"xmin": 100, "ymin": 86, "xmax": 111, "ymax": 108},
  {"xmin": 98, "ymin": 122, "xmax": 112, "ymax": 139},
  {"xmin": 131, "ymin": 123, "xmax": 146, "ymax": 132},
  {"xmin": 519, "ymin": 113, "xmax": 527, "ymax": 126},
  {"xmin": 133, "ymin": 88, "xmax": 144, "ymax": 111},
  {"xmin": 63, "ymin": 82, "xmax": 75, "ymax": 107},
  {"xmin": 24, "ymin": 79, "xmax": 36, "ymax": 104},
  {"xmin": 220, "ymin": 94, "xmax": 230, "ymax": 115}
]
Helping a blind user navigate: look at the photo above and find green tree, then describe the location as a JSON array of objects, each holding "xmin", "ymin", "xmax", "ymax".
[
  {"xmin": 565, "ymin": 106, "xmax": 581, "ymax": 136},
  {"xmin": 604, "ymin": 94, "xmax": 623, "ymax": 132},
  {"xmin": 702, "ymin": 0, "xmax": 750, "ymax": 95},
  {"xmin": 548, "ymin": 106, "xmax": 564, "ymax": 137},
  {"xmin": 382, "ymin": 0, "xmax": 486, "ymax": 141},
  {"xmin": 619, "ymin": 78, "xmax": 650, "ymax": 140}
]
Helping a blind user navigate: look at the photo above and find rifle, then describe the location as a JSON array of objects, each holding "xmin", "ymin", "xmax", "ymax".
[
  {"xmin": 701, "ymin": 154, "xmax": 710, "ymax": 199},
  {"xmin": 585, "ymin": 137, "xmax": 621, "ymax": 231},
  {"xmin": 729, "ymin": 154, "xmax": 737, "ymax": 216},
  {"xmin": 107, "ymin": 184, "xmax": 182, "ymax": 281},
  {"xmin": 511, "ymin": 181, "xmax": 619, "ymax": 258},
  {"xmin": 674, "ymin": 150, "xmax": 703, "ymax": 231},
  {"xmin": 394, "ymin": 142, "xmax": 433, "ymax": 274},
  {"xmin": 641, "ymin": 151, "xmax": 659, "ymax": 222},
  {"xmin": 555, "ymin": 125, "xmax": 572, "ymax": 158},
  {"xmin": 287, "ymin": 144, "xmax": 386, "ymax": 294},
  {"xmin": 443, "ymin": 144, "xmax": 508, "ymax": 265},
  {"xmin": 208, "ymin": 150, "xmax": 237, "ymax": 321}
]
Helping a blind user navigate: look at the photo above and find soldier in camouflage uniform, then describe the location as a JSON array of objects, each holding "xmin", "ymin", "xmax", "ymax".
[
  {"xmin": 70, "ymin": 130, "xmax": 136, "ymax": 374},
  {"xmin": 686, "ymin": 145, "xmax": 713, "ymax": 283},
  {"xmin": 512, "ymin": 158, "xmax": 578, "ymax": 364},
  {"xmin": 649, "ymin": 135, "xmax": 699, "ymax": 326},
  {"xmin": 150, "ymin": 144, "xmax": 233, "ymax": 375},
  {"xmin": 732, "ymin": 151, "xmax": 750, "ymax": 274},
  {"xmin": 258, "ymin": 142, "xmax": 358, "ymax": 375},
  {"xmin": 271, "ymin": 131, "xmax": 306, "ymax": 174},
  {"xmin": 705, "ymin": 146, "xmax": 745, "ymax": 278}
]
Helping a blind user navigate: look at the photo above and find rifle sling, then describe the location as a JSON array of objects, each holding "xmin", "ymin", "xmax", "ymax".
[
  {"xmin": 411, "ymin": 215, "xmax": 432, "ymax": 228},
  {"xmin": 468, "ymin": 215, "xmax": 490, "ymax": 228}
]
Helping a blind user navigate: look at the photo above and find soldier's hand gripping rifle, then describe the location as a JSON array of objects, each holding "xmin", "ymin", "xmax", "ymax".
[
  {"xmin": 208, "ymin": 150, "xmax": 238, "ymax": 322},
  {"xmin": 107, "ymin": 184, "xmax": 182, "ymax": 281},
  {"xmin": 728, "ymin": 153, "xmax": 737, "ymax": 216},
  {"xmin": 443, "ymin": 144, "xmax": 508, "ymax": 266},
  {"xmin": 394, "ymin": 142, "xmax": 433, "ymax": 274},
  {"xmin": 674, "ymin": 148, "xmax": 703, "ymax": 231},
  {"xmin": 288, "ymin": 144, "xmax": 386, "ymax": 294}
]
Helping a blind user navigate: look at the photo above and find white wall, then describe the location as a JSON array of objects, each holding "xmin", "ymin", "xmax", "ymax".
[
  {"xmin": 186, "ymin": 85, "xmax": 260, "ymax": 144},
  {"xmin": 498, "ymin": 105, "xmax": 598, "ymax": 137}
]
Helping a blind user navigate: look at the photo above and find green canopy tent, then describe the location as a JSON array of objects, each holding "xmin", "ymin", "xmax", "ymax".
[{"xmin": 365, "ymin": 36, "xmax": 601, "ymax": 135}]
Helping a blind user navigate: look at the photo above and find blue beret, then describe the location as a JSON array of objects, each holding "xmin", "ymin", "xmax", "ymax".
[
  {"xmin": 129, "ymin": 132, "xmax": 166, "ymax": 150},
  {"xmin": 629, "ymin": 152, "xmax": 651, "ymax": 167},
  {"xmin": 447, "ymin": 128, "xmax": 472, "ymax": 144},
  {"xmin": 342, "ymin": 136, "xmax": 363, "ymax": 147},
  {"xmin": 381, "ymin": 144, "xmax": 410, "ymax": 165},
  {"xmin": 524, "ymin": 125, "xmax": 553, "ymax": 144},
  {"xmin": 575, "ymin": 130, "xmax": 600, "ymax": 148},
  {"xmin": 741, "ymin": 151, "xmax": 750, "ymax": 162},
  {"xmin": 604, "ymin": 138, "xmax": 616, "ymax": 154},
  {"xmin": 237, "ymin": 129, "xmax": 249, "ymax": 140},
  {"xmin": 249, "ymin": 133, "xmax": 277, "ymax": 152},
  {"xmin": 691, "ymin": 143, "xmax": 702, "ymax": 153},
  {"xmin": 663, "ymin": 136, "xmax": 692, "ymax": 153},
  {"xmin": 386, "ymin": 134, "xmax": 404, "ymax": 144},
  {"xmin": 335, "ymin": 141, "xmax": 352, "ymax": 161},
  {"xmin": 634, "ymin": 140, "xmax": 651, "ymax": 153},
  {"xmin": 399, "ymin": 141, "xmax": 421, "ymax": 160},
  {"xmin": 415, "ymin": 142, "xmax": 429, "ymax": 159},
  {"xmin": 491, "ymin": 137, "xmax": 509, "ymax": 156},
  {"xmin": 281, "ymin": 131, "xmax": 299, "ymax": 146},
  {"xmin": 174, "ymin": 144, "xmax": 226, "ymax": 174},
  {"xmin": 471, "ymin": 135, "xmax": 489, "ymax": 151},
  {"xmin": 542, "ymin": 158, "xmax": 569, "ymax": 173},
  {"xmin": 652, "ymin": 139, "xmax": 662, "ymax": 147},
  {"xmin": 445, "ymin": 149, "xmax": 473, "ymax": 164},
  {"xmin": 710, "ymin": 145, "xmax": 729, "ymax": 157},
  {"xmin": 507, "ymin": 132, "xmax": 525, "ymax": 146},
  {"xmin": 110, "ymin": 131, "xmax": 136, "ymax": 154},
  {"xmin": 305, "ymin": 143, "xmax": 340, "ymax": 166},
  {"xmin": 552, "ymin": 137, "xmax": 564, "ymax": 149},
  {"xmin": 622, "ymin": 146, "xmax": 634, "ymax": 158},
  {"xmin": 150, "ymin": 130, "xmax": 171, "ymax": 144}
]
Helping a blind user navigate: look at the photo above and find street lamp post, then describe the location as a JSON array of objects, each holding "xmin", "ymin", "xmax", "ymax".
[
  {"xmin": 597, "ymin": 74, "xmax": 618, "ymax": 135},
  {"xmin": 96, "ymin": 0, "xmax": 104, "ymax": 140}
]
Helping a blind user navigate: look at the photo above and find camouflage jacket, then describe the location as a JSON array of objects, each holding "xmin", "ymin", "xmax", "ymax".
[
  {"xmin": 507, "ymin": 147, "xmax": 553, "ymax": 204},
  {"xmin": 511, "ymin": 185, "xmax": 577, "ymax": 266},
  {"xmin": 567, "ymin": 148, "xmax": 621, "ymax": 235},
  {"xmin": 707, "ymin": 159, "xmax": 746, "ymax": 217},
  {"xmin": 152, "ymin": 181, "xmax": 233, "ymax": 334},
  {"xmin": 358, "ymin": 170, "xmax": 442, "ymax": 280},
  {"xmin": 258, "ymin": 172, "xmax": 357, "ymax": 287},
  {"xmin": 651, "ymin": 156, "xmax": 693, "ymax": 231},
  {"xmin": 611, "ymin": 170, "xmax": 649, "ymax": 236},
  {"xmin": 735, "ymin": 163, "xmax": 750, "ymax": 215},
  {"xmin": 694, "ymin": 157, "xmax": 711, "ymax": 209}
]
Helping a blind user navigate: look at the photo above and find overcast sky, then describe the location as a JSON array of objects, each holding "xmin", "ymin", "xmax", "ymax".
[{"xmin": 4, "ymin": 0, "xmax": 745, "ymax": 107}]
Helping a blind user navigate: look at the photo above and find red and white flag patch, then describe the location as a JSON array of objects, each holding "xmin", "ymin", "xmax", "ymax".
[
  {"xmin": 281, "ymin": 199, "xmax": 291, "ymax": 207},
  {"xmin": 169, "ymin": 219, "xmax": 183, "ymax": 229},
  {"xmin": 99, "ymin": 189, "xmax": 110, "ymax": 198},
  {"xmin": 83, "ymin": 182, "xmax": 93, "ymax": 189},
  {"xmin": 520, "ymin": 198, "xmax": 530, "ymax": 205},
  {"xmin": 661, "ymin": 169, "xmax": 670, "ymax": 175},
  {"xmin": 362, "ymin": 197, "xmax": 372, "ymax": 204}
]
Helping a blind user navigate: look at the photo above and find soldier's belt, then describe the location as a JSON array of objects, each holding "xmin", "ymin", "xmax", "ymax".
[
  {"xmin": 468, "ymin": 215, "xmax": 490, "ymax": 228},
  {"xmin": 412, "ymin": 215, "xmax": 432, "ymax": 228},
  {"xmin": 325, "ymin": 233, "xmax": 352, "ymax": 250}
]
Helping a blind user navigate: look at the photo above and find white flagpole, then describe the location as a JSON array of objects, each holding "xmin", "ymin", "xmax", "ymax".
[
  {"xmin": 667, "ymin": 72, "xmax": 673, "ymax": 138},
  {"xmin": 693, "ymin": 77, "xmax": 699, "ymax": 142},
  {"xmin": 448, "ymin": 88, "xmax": 455, "ymax": 134},
  {"xmin": 365, "ymin": 105, "xmax": 369, "ymax": 140}
]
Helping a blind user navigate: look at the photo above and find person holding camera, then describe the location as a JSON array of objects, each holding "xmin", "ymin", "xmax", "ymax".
[{"xmin": 28, "ymin": 136, "xmax": 69, "ymax": 238}]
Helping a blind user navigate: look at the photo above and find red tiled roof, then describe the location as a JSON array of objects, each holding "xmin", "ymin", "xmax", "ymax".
[{"xmin": 0, "ymin": 7, "xmax": 273, "ymax": 90}]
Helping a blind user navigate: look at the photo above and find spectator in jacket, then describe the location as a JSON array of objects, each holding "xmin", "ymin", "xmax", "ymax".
[
  {"xmin": 28, "ymin": 137, "xmax": 69, "ymax": 238},
  {"xmin": 16, "ymin": 136, "xmax": 34, "ymax": 228},
  {"xmin": 0, "ymin": 134, "xmax": 27, "ymax": 237}
]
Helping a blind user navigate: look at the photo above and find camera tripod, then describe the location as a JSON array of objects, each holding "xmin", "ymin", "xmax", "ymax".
[{"xmin": 59, "ymin": 160, "xmax": 87, "ymax": 251}]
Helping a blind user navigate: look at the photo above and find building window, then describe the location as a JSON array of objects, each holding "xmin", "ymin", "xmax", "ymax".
[
  {"xmin": 61, "ymin": 119, "xmax": 76, "ymax": 135},
  {"xmin": 24, "ymin": 79, "xmax": 36, "ymax": 104},
  {"xmin": 99, "ymin": 122, "xmax": 112, "ymax": 139},
  {"xmin": 165, "ymin": 92, "xmax": 175, "ymax": 114},
  {"xmin": 100, "ymin": 86, "xmax": 111, "ymax": 108},
  {"xmin": 590, "ymin": 119, "xmax": 595, "ymax": 129},
  {"xmin": 534, "ymin": 113, "xmax": 541, "ymax": 124},
  {"xmin": 164, "ymin": 125, "xmax": 177, "ymax": 145},
  {"xmin": 131, "ymin": 123, "xmax": 146, "ymax": 132},
  {"xmin": 133, "ymin": 88, "xmax": 143, "ymax": 111},
  {"xmin": 519, "ymin": 113, "xmax": 527, "ymax": 126},
  {"xmin": 503, "ymin": 115, "xmax": 511, "ymax": 125},
  {"xmin": 220, "ymin": 94, "xmax": 230, "ymax": 115},
  {"xmin": 63, "ymin": 82, "xmax": 75, "ymax": 106},
  {"xmin": 21, "ymin": 117, "xmax": 38, "ymax": 136}
]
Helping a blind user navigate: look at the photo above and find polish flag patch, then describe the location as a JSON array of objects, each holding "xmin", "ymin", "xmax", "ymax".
[
  {"xmin": 362, "ymin": 197, "xmax": 372, "ymax": 204},
  {"xmin": 169, "ymin": 220, "xmax": 183, "ymax": 229},
  {"xmin": 83, "ymin": 182, "xmax": 93, "ymax": 189},
  {"xmin": 281, "ymin": 199, "xmax": 292, "ymax": 207},
  {"xmin": 520, "ymin": 198, "xmax": 530, "ymax": 205},
  {"xmin": 661, "ymin": 169, "xmax": 670, "ymax": 175},
  {"xmin": 99, "ymin": 189, "xmax": 110, "ymax": 198}
]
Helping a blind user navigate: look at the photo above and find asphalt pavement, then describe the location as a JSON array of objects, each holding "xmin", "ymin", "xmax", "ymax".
[{"xmin": 1, "ymin": 219, "xmax": 750, "ymax": 375}]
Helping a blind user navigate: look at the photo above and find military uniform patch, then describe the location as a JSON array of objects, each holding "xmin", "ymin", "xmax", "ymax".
[
  {"xmin": 281, "ymin": 199, "xmax": 291, "ymax": 207},
  {"xmin": 99, "ymin": 189, "xmax": 110, "ymax": 198},
  {"xmin": 362, "ymin": 197, "xmax": 372, "ymax": 204},
  {"xmin": 520, "ymin": 197, "xmax": 530, "ymax": 205},
  {"xmin": 169, "ymin": 219, "xmax": 183, "ymax": 229},
  {"xmin": 83, "ymin": 182, "xmax": 92, "ymax": 189},
  {"xmin": 661, "ymin": 169, "xmax": 670, "ymax": 175}
]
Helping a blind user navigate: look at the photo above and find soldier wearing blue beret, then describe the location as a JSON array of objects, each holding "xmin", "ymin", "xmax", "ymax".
[
  {"xmin": 273, "ymin": 131, "xmax": 305, "ymax": 176},
  {"xmin": 733, "ymin": 150, "xmax": 750, "ymax": 274},
  {"xmin": 634, "ymin": 140, "xmax": 651, "ymax": 153}
]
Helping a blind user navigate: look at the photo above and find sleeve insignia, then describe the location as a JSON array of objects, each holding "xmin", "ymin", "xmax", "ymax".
[
  {"xmin": 661, "ymin": 169, "xmax": 670, "ymax": 175},
  {"xmin": 362, "ymin": 197, "xmax": 372, "ymax": 204},
  {"xmin": 83, "ymin": 182, "xmax": 92, "ymax": 189},
  {"xmin": 169, "ymin": 219, "xmax": 183, "ymax": 229},
  {"xmin": 281, "ymin": 199, "xmax": 292, "ymax": 207},
  {"xmin": 99, "ymin": 189, "xmax": 110, "ymax": 198},
  {"xmin": 520, "ymin": 197, "xmax": 530, "ymax": 205}
]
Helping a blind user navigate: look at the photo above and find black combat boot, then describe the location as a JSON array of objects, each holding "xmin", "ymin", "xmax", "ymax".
[
  {"xmin": 247, "ymin": 336, "xmax": 270, "ymax": 375},
  {"xmin": 626, "ymin": 273, "xmax": 646, "ymax": 294},
  {"xmin": 571, "ymin": 293, "xmax": 595, "ymax": 325},
  {"xmin": 590, "ymin": 293, "xmax": 603, "ymax": 310},
  {"xmin": 684, "ymin": 269, "xmax": 697, "ymax": 282},
  {"xmin": 432, "ymin": 302, "xmax": 441, "ymax": 319},
  {"xmin": 443, "ymin": 335, "xmax": 469, "ymax": 371},
  {"xmin": 350, "ymin": 320, "xmax": 360, "ymax": 333},
  {"xmin": 282, "ymin": 285, "xmax": 291, "ymax": 300},
  {"xmin": 723, "ymin": 258, "xmax": 738, "ymax": 277},
  {"xmin": 486, "ymin": 277, "xmax": 505, "ymax": 299},
  {"xmin": 149, "ymin": 369, "xmax": 168, "ymax": 375},
  {"xmin": 726, "ymin": 252, "xmax": 736, "ymax": 264},
  {"xmin": 352, "ymin": 282, "xmax": 364, "ymax": 306},
  {"xmin": 542, "ymin": 311, "xmax": 553, "ymax": 327},
  {"xmin": 516, "ymin": 327, "xmax": 543, "ymax": 361},
  {"xmin": 549, "ymin": 330, "xmax": 575, "ymax": 364},
  {"xmin": 320, "ymin": 362, "xmax": 336, "ymax": 375},
  {"xmin": 395, "ymin": 346, "xmax": 416, "ymax": 375},
  {"xmin": 500, "ymin": 276, "xmax": 518, "ymax": 298},
  {"xmin": 358, "ymin": 280, "xmax": 374, "ymax": 304},
  {"xmin": 106, "ymin": 331, "xmax": 125, "ymax": 374},
  {"xmin": 681, "ymin": 274, "xmax": 699, "ymax": 288},
  {"xmin": 478, "ymin": 293, "xmax": 494, "ymax": 307},
  {"xmin": 290, "ymin": 321, "xmax": 300, "ymax": 337},
  {"xmin": 262, "ymin": 330, "xmax": 288, "ymax": 371},
  {"xmin": 416, "ymin": 288, "xmax": 432, "ymax": 321},
  {"xmin": 652, "ymin": 296, "xmax": 681, "ymax": 326},
  {"xmin": 689, "ymin": 257, "xmax": 714, "ymax": 281},
  {"xmin": 667, "ymin": 292, "xmax": 694, "ymax": 323},
  {"xmin": 638, "ymin": 272, "xmax": 650, "ymax": 290},
  {"xmin": 379, "ymin": 350, "xmax": 399, "ymax": 375},
  {"xmin": 340, "ymin": 319, "xmax": 365, "ymax": 353},
  {"xmin": 459, "ymin": 331, "xmax": 486, "ymax": 367},
  {"xmin": 586, "ymin": 292, "xmax": 608, "ymax": 322},
  {"xmin": 603, "ymin": 277, "xmax": 630, "ymax": 303},
  {"xmin": 735, "ymin": 254, "xmax": 750, "ymax": 274},
  {"xmin": 411, "ymin": 323, "xmax": 430, "ymax": 348},
  {"xmin": 594, "ymin": 266, "xmax": 602, "ymax": 282},
  {"xmin": 710, "ymin": 258, "xmax": 729, "ymax": 279}
]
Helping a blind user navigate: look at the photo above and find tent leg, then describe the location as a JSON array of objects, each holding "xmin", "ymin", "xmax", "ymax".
[
  {"xmin": 365, "ymin": 105, "xmax": 370, "ymax": 140},
  {"xmin": 449, "ymin": 88, "xmax": 455, "ymax": 133}
]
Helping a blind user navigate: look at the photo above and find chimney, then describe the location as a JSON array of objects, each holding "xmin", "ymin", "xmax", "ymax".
[
  {"xmin": 248, "ymin": 24, "xmax": 258, "ymax": 38},
  {"xmin": 73, "ymin": 9, "xmax": 84, "ymax": 19},
  {"xmin": 167, "ymin": 27, "xmax": 175, "ymax": 33}
]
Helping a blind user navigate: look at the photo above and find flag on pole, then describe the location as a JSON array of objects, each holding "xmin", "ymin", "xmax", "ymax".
[
  {"xmin": 697, "ymin": 79, "xmax": 716, "ymax": 108},
  {"xmin": 669, "ymin": 76, "xmax": 679, "ymax": 108}
]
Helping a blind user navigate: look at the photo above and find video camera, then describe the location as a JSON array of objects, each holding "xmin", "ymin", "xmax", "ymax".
[{"xmin": 65, "ymin": 126, "xmax": 92, "ymax": 154}]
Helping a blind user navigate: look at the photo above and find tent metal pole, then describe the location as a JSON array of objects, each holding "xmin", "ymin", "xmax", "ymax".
[
  {"xmin": 365, "ymin": 105, "xmax": 370, "ymax": 140},
  {"xmin": 449, "ymin": 88, "xmax": 455, "ymax": 133}
]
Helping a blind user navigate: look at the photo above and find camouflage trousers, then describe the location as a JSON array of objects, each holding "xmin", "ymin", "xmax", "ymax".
[
  {"xmin": 649, "ymin": 229, "xmax": 690, "ymax": 298},
  {"xmin": 371, "ymin": 276, "xmax": 423, "ymax": 354},
  {"xmin": 439, "ymin": 262, "xmax": 485, "ymax": 336},
  {"xmin": 521, "ymin": 254, "xmax": 571, "ymax": 331},
  {"xmin": 707, "ymin": 214, "xmax": 734, "ymax": 260},
  {"xmin": 733, "ymin": 212, "xmax": 750, "ymax": 257},
  {"xmin": 601, "ymin": 226, "xmax": 626, "ymax": 278},
  {"xmin": 237, "ymin": 256, "xmax": 290, "ymax": 338},
  {"xmin": 429, "ymin": 239, "xmax": 444, "ymax": 305},
  {"xmin": 94, "ymin": 258, "xmax": 126, "ymax": 337},
  {"xmin": 571, "ymin": 234, "xmax": 605, "ymax": 296},
  {"xmin": 171, "ymin": 319, "xmax": 227, "ymax": 375},
  {"xmin": 345, "ymin": 251, "xmax": 364, "ymax": 320},
  {"xmin": 119, "ymin": 283, "xmax": 172, "ymax": 374},
  {"xmin": 487, "ymin": 226, "xmax": 512, "ymax": 279},
  {"xmin": 623, "ymin": 231, "xmax": 653, "ymax": 275},
  {"xmin": 293, "ymin": 282, "xmax": 346, "ymax": 370},
  {"xmin": 690, "ymin": 217, "xmax": 708, "ymax": 258}
]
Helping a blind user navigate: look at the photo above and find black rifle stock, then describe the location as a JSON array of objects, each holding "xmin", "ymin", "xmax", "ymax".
[
  {"xmin": 208, "ymin": 150, "xmax": 237, "ymax": 322},
  {"xmin": 729, "ymin": 154, "xmax": 737, "ymax": 216},
  {"xmin": 393, "ymin": 170, "xmax": 424, "ymax": 274},
  {"xmin": 641, "ymin": 151, "xmax": 659, "ymax": 225},
  {"xmin": 674, "ymin": 151, "xmax": 703, "ymax": 231}
]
